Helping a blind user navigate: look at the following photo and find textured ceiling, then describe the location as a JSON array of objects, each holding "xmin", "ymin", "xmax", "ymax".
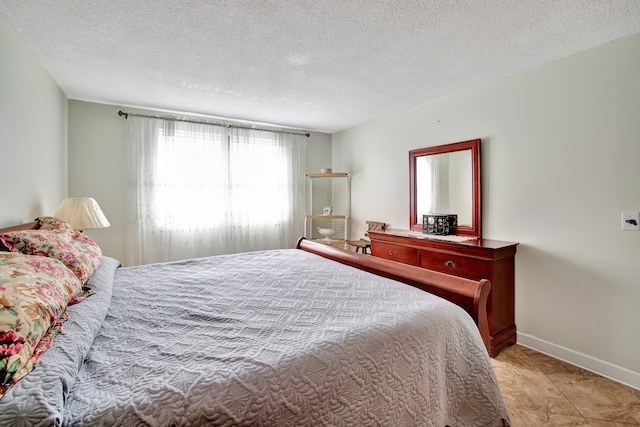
[{"xmin": 2, "ymin": 1, "xmax": 640, "ymax": 133}]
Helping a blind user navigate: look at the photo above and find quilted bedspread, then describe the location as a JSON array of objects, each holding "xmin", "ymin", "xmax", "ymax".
[{"xmin": 1, "ymin": 249, "xmax": 510, "ymax": 426}]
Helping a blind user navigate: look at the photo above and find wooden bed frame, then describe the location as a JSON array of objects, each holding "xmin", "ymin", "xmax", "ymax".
[
  {"xmin": 0, "ymin": 221, "xmax": 39, "ymax": 232},
  {"xmin": 297, "ymin": 238, "xmax": 491, "ymax": 353},
  {"xmin": 0, "ymin": 221, "xmax": 39, "ymax": 251},
  {"xmin": 0, "ymin": 222, "xmax": 490, "ymax": 354}
]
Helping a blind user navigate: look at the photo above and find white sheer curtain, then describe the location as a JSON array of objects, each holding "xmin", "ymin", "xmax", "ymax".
[{"xmin": 127, "ymin": 116, "xmax": 307, "ymax": 265}]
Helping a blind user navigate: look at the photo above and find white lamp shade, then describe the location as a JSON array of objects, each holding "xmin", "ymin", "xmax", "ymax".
[{"xmin": 55, "ymin": 197, "xmax": 110, "ymax": 231}]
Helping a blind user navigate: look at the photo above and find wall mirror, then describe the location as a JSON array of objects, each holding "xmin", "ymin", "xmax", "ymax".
[{"xmin": 409, "ymin": 139, "xmax": 481, "ymax": 238}]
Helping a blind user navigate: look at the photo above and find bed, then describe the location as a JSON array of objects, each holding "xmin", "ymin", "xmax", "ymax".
[{"xmin": 0, "ymin": 219, "xmax": 510, "ymax": 426}]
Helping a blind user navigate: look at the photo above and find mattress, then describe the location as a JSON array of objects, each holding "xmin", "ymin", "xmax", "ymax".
[{"xmin": 0, "ymin": 249, "xmax": 510, "ymax": 426}]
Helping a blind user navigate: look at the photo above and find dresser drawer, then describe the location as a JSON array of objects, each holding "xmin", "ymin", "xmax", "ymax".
[
  {"xmin": 419, "ymin": 251, "xmax": 488, "ymax": 281},
  {"xmin": 371, "ymin": 242, "xmax": 420, "ymax": 266}
]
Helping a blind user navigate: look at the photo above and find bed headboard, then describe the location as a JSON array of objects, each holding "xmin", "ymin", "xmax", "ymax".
[
  {"xmin": 0, "ymin": 221, "xmax": 40, "ymax": 251},
  {"xmin": 296, "ymin": 237, "xmax": 491, "ymax": 354}
]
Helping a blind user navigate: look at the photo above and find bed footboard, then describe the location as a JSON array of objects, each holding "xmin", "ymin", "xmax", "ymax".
[{"xmin": 296, "ymin": 238, "xmax": 491, "ymax": 354}]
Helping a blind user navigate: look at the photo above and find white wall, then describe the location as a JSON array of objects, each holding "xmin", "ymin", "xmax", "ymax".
[
  {"xmin": 68, "ymin": 100, "xmax": 332, "ymax": 265},
  {"xmin": 67, "ymin": 101, "xmax": 128, "ymax": 262},
  {"xmin": 333, "ymin": 33, "xmax": 640, "ymax": 387},
  {"xmin": 0, "ymin": 15, "xmax": 68, "ymax": 226}
]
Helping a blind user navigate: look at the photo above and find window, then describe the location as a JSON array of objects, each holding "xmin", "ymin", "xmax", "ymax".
[{"xmin": 128, "ymin": 116, "xmax": 307, "ymax": 265}]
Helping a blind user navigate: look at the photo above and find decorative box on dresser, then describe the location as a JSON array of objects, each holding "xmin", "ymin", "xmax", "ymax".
[{"xmin": 368, "ymin": 229, "xmax": 518, "ymax": 357}]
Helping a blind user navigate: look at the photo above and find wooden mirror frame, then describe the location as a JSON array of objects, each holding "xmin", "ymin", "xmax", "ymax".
[{"xmin": 409, "ymin": 139, "xmax": 482, "ymax": 238}]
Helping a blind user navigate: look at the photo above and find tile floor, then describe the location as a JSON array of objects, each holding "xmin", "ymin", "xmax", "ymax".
[{"xmin": 491, "ymin": 344, "xmax": 640, "ymax": 426}]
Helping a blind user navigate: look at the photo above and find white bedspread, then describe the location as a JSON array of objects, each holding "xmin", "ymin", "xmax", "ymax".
[{"xmin": 3, "ymin": 249, "xmax": 510, "ymax": 426}]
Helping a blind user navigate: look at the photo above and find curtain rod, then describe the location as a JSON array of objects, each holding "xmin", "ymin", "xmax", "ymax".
[{"xmin": 117, "ymin": 110, "xmax": 310, "ymax": 137}]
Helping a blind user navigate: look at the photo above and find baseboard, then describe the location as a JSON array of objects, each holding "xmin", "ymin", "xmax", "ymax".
[{"xmin": 517, "ymin": 333, "xmax": 640, "ymax": 390}]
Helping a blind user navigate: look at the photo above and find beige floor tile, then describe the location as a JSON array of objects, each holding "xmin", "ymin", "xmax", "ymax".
[
  {"xmin": 518, "ymin": 346, "xmax": 601, "ymax": 386},
  {"xmin": 556, "ymin": 377, "xmax": 640, "ymax": 425},
  {"xmin": 496, "ymin": 367, "xmax": 582, "ymax": 417},
  {"xmin": 508, "ymin": 408, "xmax": 597, "ymax": 426},
  {"xmin": 493, "ymin": 345, "xmax": 640, "ymax": 426},
  {"xmin": 583, "ymin": 421, "xmax": 640, "ymax": 427},
  {"xmin": 493, "ymin": 346, "xmax": 582, "ymax": 417}
]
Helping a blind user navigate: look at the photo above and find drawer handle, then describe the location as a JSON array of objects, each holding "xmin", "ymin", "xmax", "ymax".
[
  {"xmin": 389, "ymin": 250, "xmax": 399, "ymax": 256},
  {"xmin": 445, "ymin": 260, "xmax": 458, "ymax": 268}
]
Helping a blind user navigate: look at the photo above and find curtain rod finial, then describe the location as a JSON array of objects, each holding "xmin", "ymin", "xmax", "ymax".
[{"xmin": 117, "ymin": 110, "xmax": 128, "ymax": 119}]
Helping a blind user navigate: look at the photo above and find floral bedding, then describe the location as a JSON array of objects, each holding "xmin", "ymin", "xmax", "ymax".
[
  {"xmin": 0, "ymin": 252, "xmax": 82, "ymax": 398},
  {"xmin": 0, "ymin": 218, "xmax": 102, "ymax": 284},
  {"xmin": 0, "ymin": 256, "xmax": 118, "ymax": 425},
  {"xmin": 35, "ymin": 217, "xmax": 74, "ymax": 233}
]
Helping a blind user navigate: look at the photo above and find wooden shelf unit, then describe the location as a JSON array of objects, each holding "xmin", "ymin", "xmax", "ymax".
[
  {"xmin": 305, "ymin": 172, "xmax": 349, "ymax": 178},
  {"xmin": 304, "ymin": 173, "xmax": 350, "ymax": 248}
]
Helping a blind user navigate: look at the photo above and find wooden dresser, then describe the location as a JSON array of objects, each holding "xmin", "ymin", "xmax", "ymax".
[{"xmin": 368, "ymin": 229, "xmax": 518, "ymax": 357}]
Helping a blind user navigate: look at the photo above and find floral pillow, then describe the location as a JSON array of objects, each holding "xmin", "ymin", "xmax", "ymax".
[
  {"xmin": 35, "ymin": 216, "xmax": 74, "ymax": 233},
  {"xmin": 0, "ymin": 227, "xmax": 102, "ymax": 284},
  {"xmin": 0, "ymin": 252, "xmax": 82, "ymax": 398}
]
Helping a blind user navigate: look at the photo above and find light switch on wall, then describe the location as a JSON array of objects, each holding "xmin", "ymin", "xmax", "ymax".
[{"xmin": 621, "ymin": 212, "xmax": 639, "ymax": 231}]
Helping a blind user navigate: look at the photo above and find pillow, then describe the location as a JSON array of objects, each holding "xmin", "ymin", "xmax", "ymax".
[
  {"xmin": 0, "ymin": 252, "xmax": 82, "ymax": 398},
  {"xmin": 35, "ymin": 217, "xmax": 74, "ymax": 233},
  {"xmin": 0, "ymin": 228, "xmax": 102, "ymax": 284}
]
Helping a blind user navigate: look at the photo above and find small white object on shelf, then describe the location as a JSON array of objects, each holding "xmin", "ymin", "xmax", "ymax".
[
  {"xmin": 317, "ymin": 227, "xmax": 337, "ymax": 240},
  {"xmin": 320, "ymin": 168, "xmax": 332, "ymax": 173}
]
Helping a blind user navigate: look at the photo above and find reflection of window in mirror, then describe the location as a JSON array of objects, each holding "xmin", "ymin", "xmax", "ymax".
[
  {"xmin": 416, "ymin": 155, "xmax": 437, "ymax": 217},
  {"xmin": 416, "ymin": 151, "xmax": 472, "ymax": 227}
]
